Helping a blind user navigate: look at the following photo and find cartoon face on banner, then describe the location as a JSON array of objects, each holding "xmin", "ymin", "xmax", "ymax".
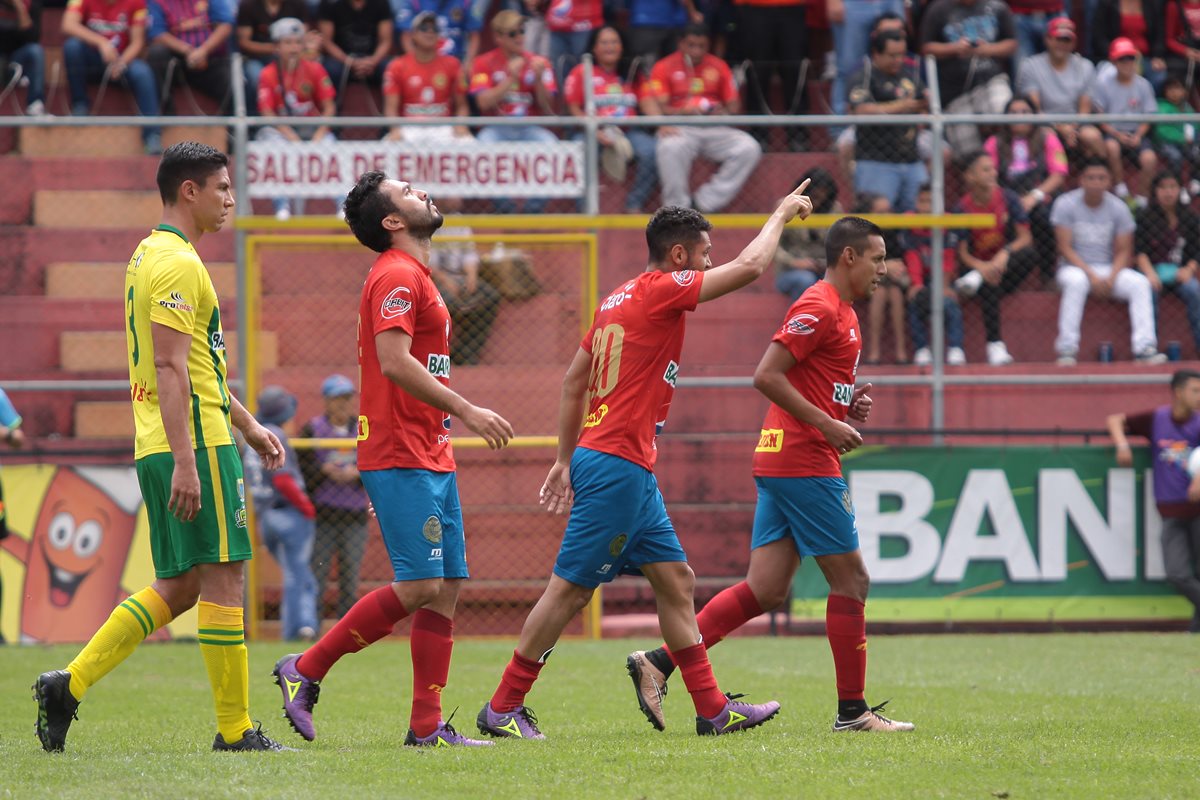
[{"xmin": 20, "ymin": 469, "xmax": 138, "ymax": 641}]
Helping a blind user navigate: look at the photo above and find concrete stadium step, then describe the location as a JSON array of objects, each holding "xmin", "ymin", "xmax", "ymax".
[
  {"xmin": 74, "ymin": 401, "xmax": 132, "ymax": 439},
  {"xmin": 59, "ymin": 329, "xmax": 276, "ymax": 372},
  {"xmin": 18, "ymin": 125, "xmax": 225, "ymax": 159},
  {"xmin": 46, "ymin": 261, "xmax": 236, "ymax": 298},
  {"xmin": 34, "ymin": 189, "xmax": 161, "ymax": 228}
]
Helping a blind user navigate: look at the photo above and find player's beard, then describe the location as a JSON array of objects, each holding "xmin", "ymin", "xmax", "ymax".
[{"xmin": 403, "ymin": 198, "xmax": 444, "ymax": 242}]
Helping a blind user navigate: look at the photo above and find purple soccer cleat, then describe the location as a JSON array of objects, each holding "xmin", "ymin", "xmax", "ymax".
[
  {"xmin": 696, "ymin": 693, "xmax": 781, "ymax": 736},
  {"xmin": 405, "ymin": 714, "xmax": 495, "ymax": 747},
  {"xmin": 272, "ymin": 653, "xmax": 320, "ymax": 741},
  {"xmin": 476, "ymin": 702, "xmax": 545, "ymax": 740}
]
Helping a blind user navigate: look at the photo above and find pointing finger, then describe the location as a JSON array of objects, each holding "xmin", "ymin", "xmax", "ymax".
[{"xmin": 794, "ymin": 178, "xmax": 811, "ymax": 195}]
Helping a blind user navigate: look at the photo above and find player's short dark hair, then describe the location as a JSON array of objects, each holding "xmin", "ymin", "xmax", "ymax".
[
  {"xmin": 1080, "ymin": 156, "xmax": 1110, "ymax": 173},
  {"xmin": 958, "ymin": 149, "xmax": 990, "ymax": 173},
  {"xmin": 156, "ymin": 142, "xmax": 228, "ymax": 204},
  {"xmin": 645, "ymin": 206, "xmax": 712, "ymax": 262},
  {"xmin": 917, "ymin": 183, "xmax": 932, "ymax": 194},
  {"xmin": 343, "ymin": 171, "xmax": 400, "ymax": 253},
  {"xmin": 870, "ymin": 10, "xmax": 904, "ymax": 33},
  {"xmin": 682, "ymin": 22, "xmax": 708, "ymax": 39},
  {"xmin": 826, "ymin": 216, "xmax": 884, "ymax": 267},
  {"xmin": 1171, "ymin": 369, "xmax": 1200, "ymax": 390},
  {"xmin": 870, "ymin": 29, "xmax": 905, "ymax": 54}
]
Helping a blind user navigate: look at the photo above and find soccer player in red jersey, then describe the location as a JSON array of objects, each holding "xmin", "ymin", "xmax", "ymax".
[
  {"xmin": 475, "ymin": 182, "xmax": 814, "ymax": 740},
  {"xmin": 272, "ymin": 171, "xmax": 514, "ymax": 748},
  {"xmin": 628, "ymin": 216, "xmax": 917, "ymax": 734}
]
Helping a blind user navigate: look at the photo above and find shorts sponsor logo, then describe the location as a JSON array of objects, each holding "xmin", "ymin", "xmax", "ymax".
[
  {"xmin": 841, "ymin": 489, "xmax": 853, "ymax": 515},
  {"xmin": 235, "ymin": 508, "xmax": 247, "ymax": 528},
  {"xmin": 429, "ymin": 547, "xmax": 443, "ymax": 561},
  {"xmin": 785, "ymin": 313, "xmax": 819, "ymax": 336},
  {"xmin": 663, "ymin": 360, "xmax": 679, "ymax": 388},
  {"xmin": 608, "ymin": 533, "xmax": 627, "ymax": 557},
  {"xmin": 672, "ymin": 269, "xmax": 696, "ymax": 287},
  {"xmin": 597, "ymin": 563, "xmax": 612, "ymax": 574},
  {"xmin": 381, "ymin": 286, "xmax": 413, "ymax": 318},
  {"xmin": 427, "ymin": 353, "xmax": 451, "ymax": 378},
  {"xmin": 755, "ymin": 428, "xmax": 784, "ymax": 452},
  {"xmin": 422, "ymin": 515, "xmax": 443, "ymax": 544},
  {"xmin": 157, "ymin": 291, "xmax": 194, "ymax": 312},
  {"xmin": 583, "ymin": 403, "xmax": 609, "ymax": 428}
]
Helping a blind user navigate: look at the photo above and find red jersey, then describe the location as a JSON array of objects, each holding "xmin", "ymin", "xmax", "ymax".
[
  {"xmin": 545, "ymin": 0, "xmax": 603, "ymax": 33},
  {"xmin": 469, "ymin": 48, "xmax": 557, "ymax": 117},
  {"xmin": 357, "ymin": 250, "xmax": 455, "ymax": 473},
  {"xmin": 563, "ymin": 63, "xmax": 639, "ymax": 117},
  {"xmin": 956, "ymin": 186, "xmax": 1029, "ymax": 262},
  {"xmin": 383, "ymin": 54, "xmax": 463, "ymax": 117},
  {"xmin": 643, "ymin": 51, "xmax": 738, "ymax": 113},
  {"xmin": 68, "ymin": 0, "xmax": 147, "ymax": 52},
  {"xmin": 576, "ymin": 270, "xmax": 704, "ymax": 471},
  {"xmin": 257, "ymin": 59, "xmax": 335, "ymax": 117},
  {"xmin": 752, "ymin": 281, "xmax": 862, "ymax": 478}
]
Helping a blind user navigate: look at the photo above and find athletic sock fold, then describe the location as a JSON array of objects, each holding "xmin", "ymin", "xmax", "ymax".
[{"xmin": 197, "ymin": 601, "xmax": 253, "ymax": 744}]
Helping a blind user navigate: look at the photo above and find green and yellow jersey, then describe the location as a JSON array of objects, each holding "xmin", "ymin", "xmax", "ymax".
[{"xmin": 125, "ymin": 225, "xmax": 233, "ymax": 459}]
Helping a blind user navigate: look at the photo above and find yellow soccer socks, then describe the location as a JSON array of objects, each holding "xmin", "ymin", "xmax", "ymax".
[
  {"xmin": 197, "ymin": 601, "xmax": 253, "ymax": 744},
  {"xmin": 66, "ymin": 586, "xmax": 173, "ymax": 702}
]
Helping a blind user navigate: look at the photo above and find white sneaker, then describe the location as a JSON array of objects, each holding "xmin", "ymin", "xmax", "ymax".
[
  {"xmin": 913, "ymin": 347, "xmax": 932, "ymax": 366},
  {"xmin": 275, "ymin": 207, "xmax": 291, "ymax": 222},
  {"xmin": 946, "ymin": 346, "xmax": 967, "ymax": 365},
  {"xmin": 1115, "ymin": 183, "xmax": 1131, "ymax": 198},
  {"xmin": 986, "ymin": 340, "xmax": 1014, "ymax": 366},
  {"xmin": 954, "ymin": 270, "xmax": 984, "ymax": 297},
  {"xmin": 1189, "ymin": 179, "xmax": 1200, "ymax": 197},
  {"xmin": 1135, "ymin": 349, "xmax": 1169, "ymax": 365},
  {"xmin": 25, "ymin": 100, "xmax": 46, "ymax": 117},
  {"xmin": 1056, "ymin": 351, "xmax": 1078, "ymax": 366}
]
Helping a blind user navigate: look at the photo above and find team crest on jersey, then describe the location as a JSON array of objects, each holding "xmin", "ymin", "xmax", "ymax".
[
  {"xmin": 381, "ymin": 286, "xmax": 413, "ymax": 318},
  {"xmin": 672, "ymin": 270, "xmax": 696, "ymax": 287},
  {"xmin": 422, "ymin": 516, "xmax": 443, "ymax": 544},
  {"xmin": 786, "ymin": 313, "xmax": 820, "ymax": 336},
  {"xmin": 433, "ymin": 73, "xmax": 448, "ymax": 88},
  {"xmin": 841, "ymin": 489, "xmax": 853, "ymax": 515},
  {"xmin": 608, "ymin": 533, "xmax": 628, "ymax": 557}
]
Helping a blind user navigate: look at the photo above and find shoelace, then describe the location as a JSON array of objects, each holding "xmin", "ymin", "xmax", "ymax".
[
  {"xmin": 868, "ymin": 700, "xmax": 897, "ymax": 723},
  {"xmin": 248, "ymin": 721, "xmax": 286, "ymax": 750},
  {"xmin": 519, "ymin": 706, "xmax": 541, "ymax": 729}
]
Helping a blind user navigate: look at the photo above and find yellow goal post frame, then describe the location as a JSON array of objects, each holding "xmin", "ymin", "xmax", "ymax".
[{"xmin": 241, "ymin": 231, "xmax": 600, "ymax": 639}]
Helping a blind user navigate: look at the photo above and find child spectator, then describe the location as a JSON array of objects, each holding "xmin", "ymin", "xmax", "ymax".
[
  {"xmin": 858, "ymin": 192, "xmax": 910, "ymax": 365},
  {"xmin": 1136, "ymin": 171, "xmax": 1200, "ymax": 354},
  {"xmin": 904, "ymin": 185, "xmax": 966, "ymax": 366},
  {"xmin": 1153, "ymin": 75, "xmax": 1200, "ymax": 200}
]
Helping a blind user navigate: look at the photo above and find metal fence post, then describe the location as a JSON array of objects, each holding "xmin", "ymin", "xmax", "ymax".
[{"xmin": 925, "ymin": 56, "xmax": 945, "ymax": 445}]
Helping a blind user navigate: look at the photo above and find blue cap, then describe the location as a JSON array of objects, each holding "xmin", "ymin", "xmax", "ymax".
[
  {"xmin": 321, "ymin": 373, "xmax": 356, "ymax": 398},
  {"xmin": 256, "ymin": 385, "xmax": 297, "ymax": 426}
]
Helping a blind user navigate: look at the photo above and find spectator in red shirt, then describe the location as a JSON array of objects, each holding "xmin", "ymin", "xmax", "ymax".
[
  {"xmin": 61, "ymin": 0, "xmax": 162, "ymax": 152},
  {"xmin": 469, "ymin": 9, "xmax": 559, "ymax": 213},
  {"xmin": 382, "ymin": 10, "xmax": 469, "ymax": 143},
  {"xmin": 256, "ymin": 16, "xmax": 343, "ymax": 219},
  {"xmin": 545, "ymin": 0, "xmax": 602, "ymax": 87},
  {"xmin": 235, "ymin": 0, "xmax": 310, "ymax": 115},
  {"xmin": 1091, "ymin": 0, "xmax": 1167, "ymax": 91},
  {"xmin": 564, "ymin": 25, "xmax": 659, "ymax": 212},
  {"xmin": 639, "ymin": 24, "xmax": 761, "ymax": 212}
]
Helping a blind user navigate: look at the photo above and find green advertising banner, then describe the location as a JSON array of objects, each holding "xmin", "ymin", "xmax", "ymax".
[{"xmin": 791, "ymin": 446, "xmax": 1192, "ymax": 622}]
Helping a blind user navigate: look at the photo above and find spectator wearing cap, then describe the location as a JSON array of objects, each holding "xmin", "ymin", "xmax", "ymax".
[
  {"xmin": 1007, "ymin": 0, "xmax": 1065, "ymax": 65},
  {"xmin": 61, "ymin": 0, "xmax": 163, "ymax": 152},
  {"xmin": 639, "ymin": 23, "xmax": 761, "ymax": 212},
  {"xmin": 235, "ymin": 0, "xmax": 310, "ymax": 115},
  {"xmin": 298, "ymin": 374, "xmax": 369, "ymax": 621},
  {"xmin": 469, "ymin": 9, "xmax": 559, "ymax": 214},
  {"xmin": 317, "ymin": 0, "xmax": 393, "ymax": 98},
  {"xmin": 1016, "ymin": 17, "xmax": 1104, "ymax": 161},
  {"xmin": 563, "ymin": 25, "xmax": 659, "ymax": 213},
  {"xmin": 145, "ymin": 0, "xmax": 236, "ymax": 114},
  {"xmin": 1091, "ymin": 0, "xmax": 1166, "ymax": 93},
  {"xmin": 919, "ymin": 0, "xmax": 1016, "ymax": 156},
  {"xmin": 382, "ymin": 10, "xmax": 470, "ymax": 143},
  {"xmin": 256, "ymin": 16, "xmax": 343, "ymax": 220},
  {"xmin": 1092, "ymin": 36, "xmax": 1159, "ymax": 205},
  {"xmin": 243, "ymin": 385, "xmax": 319, "ymax": 641},
  {"xmin": 392, "ymin": 0, "xmax": 482, "ymax": 70}
]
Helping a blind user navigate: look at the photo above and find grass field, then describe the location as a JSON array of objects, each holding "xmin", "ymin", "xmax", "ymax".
[{"xmin": 2, "ymin": 634, "xmax": 1197, "ymax": 799}]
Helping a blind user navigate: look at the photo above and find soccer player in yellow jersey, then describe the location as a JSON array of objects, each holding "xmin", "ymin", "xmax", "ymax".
[{"xmin": 34, "ymin": 142, "xmax": 292, "ymax": 753}]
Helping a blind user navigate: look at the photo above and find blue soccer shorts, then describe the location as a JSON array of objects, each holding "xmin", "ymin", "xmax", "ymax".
[
  {"xmin": 360, "ymin": 468, "xmax": 467, "ymax": 581},
  {"xmin": 751, "ymin": 476, "xmax": 859, "ymax": 557},
  {"xmin": 553, "ymin": 447, "xmax": 687, "ymax": 589}
]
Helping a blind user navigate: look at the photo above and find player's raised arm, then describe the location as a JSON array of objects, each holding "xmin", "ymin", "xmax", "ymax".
[
  {"xmin": 697, "ymin": 179, "xmax": 814, "ymax": 303},
  {"xmin": 376, "ymin": 328, "xmax": 513, "ymax": 449}
]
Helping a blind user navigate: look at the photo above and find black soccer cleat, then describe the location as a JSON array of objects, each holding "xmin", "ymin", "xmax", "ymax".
[
  {"xmin": 33, "ymin": 670, "xmax": 80, "ymax": 753},
  {"xmin": 213, "ymin": 722, "xmax": 296, "ymax": 752}
]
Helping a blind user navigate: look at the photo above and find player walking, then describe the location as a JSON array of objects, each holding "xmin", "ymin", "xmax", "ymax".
[
  {"xmin": 475, "ymin": 182, "xmax": 814, "ymax": 740},
  {"xmin": 627, "ymin": 216, "xmax": 916, "ymax": 734},
  {"xmin": 273, "ymin": 171, "xmax": 513, "ymax": 747},
  {"xmin": 34, "ymin": 142, "xmax": 290, "ymax": 753}
]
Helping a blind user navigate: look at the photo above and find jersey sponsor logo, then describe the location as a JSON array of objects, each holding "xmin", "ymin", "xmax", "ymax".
[
  {"xmin": 381, "ymin": 286, "xmax": 413, "ymax": 318},
  {"xmin": 849, "ymin": 328, "xmax": 858, "ymax": 342},
  {"xmin": 157, "ymin": 291, "xmax": 194, "ymax": 312},
  {"xmin": 672, "ymin": 269, "xmax": 696, "ymax": 287},
  {"xmin": 833, "ymin": 382, "xmax": 853, "ymax": 406},
  {"xmin": 422, "ymin": 515, "xmax": 443, "ymax": 543},
  {"xmin": 210, "ymin": 331, "xmax": 225, "ymax": 352},
  {"xmin": 785, "ymin": 313, "xmax": 820, "ymax": 336},
  {"xmin": 663, "ymin": 360, "xmax": 679, "ymax": 388},
  {"xmin": 356, "ymin": 414, "xmax": 370, "ymax": 441},
  {"xmin": 600, "ymin": 288, "xmax": 633, "ymax": 311},
  {"xmin": 755, "ymin": 428, "xmax": 784, "ymax": 452},
  {"xmin": 427, "ymin": 353, "xmax": 451, "ymax": 378},
  {"xmin": 583, "ymin": 403, "xmax": 609, "ymax": 428}
]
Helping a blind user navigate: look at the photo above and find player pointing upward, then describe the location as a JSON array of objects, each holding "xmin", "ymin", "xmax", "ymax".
[
  {"xmin": 475, "ymin": 181, "xmax": 814, "ymax": 740},
  {"xmin": 628, "ymin": 216, "xmax": 916, "ymax": 734}
]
